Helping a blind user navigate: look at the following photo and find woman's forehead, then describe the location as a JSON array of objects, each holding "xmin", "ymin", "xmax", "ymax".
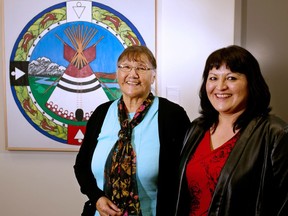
[{"xmin": 119, "ymin": 54, "xmax": 149, "ymax": 63}]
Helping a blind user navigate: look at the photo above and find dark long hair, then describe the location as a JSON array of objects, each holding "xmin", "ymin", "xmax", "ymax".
[{"xmin": 199, "ymin": 45, "xmax": 271, "ymax": 131}]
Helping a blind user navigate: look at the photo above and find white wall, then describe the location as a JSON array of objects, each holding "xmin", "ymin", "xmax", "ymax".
[
  {"xmin": 157, "ymin": 0, "xmax": 234, "ymax": 118},
  {"xmin": 0, "ymin": 1, "xmax": 235, "ymax": 215}
]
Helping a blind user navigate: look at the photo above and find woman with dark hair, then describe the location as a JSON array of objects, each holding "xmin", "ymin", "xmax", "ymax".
[{"xmin": 175, "ymin": 45, "xmax": 288, "ymax": 216}]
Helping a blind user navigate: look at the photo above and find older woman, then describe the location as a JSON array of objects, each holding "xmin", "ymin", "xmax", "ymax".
[
  {"xmin": 175, "ymin": 45, "xmax": 288, "ymax": 216},
  {"xmin": 74, "ymin": 45, "xmax": 190, "ymax": 216}
]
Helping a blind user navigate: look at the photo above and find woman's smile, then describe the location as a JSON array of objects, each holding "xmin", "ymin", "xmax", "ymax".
[{"xmin": 206, "ymin": 65, "xmax": 248, "ymax": 115}]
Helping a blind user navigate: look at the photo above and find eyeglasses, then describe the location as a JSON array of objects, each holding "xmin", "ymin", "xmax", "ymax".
[{"xmin": 117, "ymin": 65, "xmax": 154, "ymax": 73}]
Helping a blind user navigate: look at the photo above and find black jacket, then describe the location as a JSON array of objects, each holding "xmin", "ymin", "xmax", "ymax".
[
  {"xmin": 74, "ymin": 97, "xmax": 190, "ymax": 216},
  {"xmin": 176, "ymin": 115, "xmax": 288, "ymax": 216}
]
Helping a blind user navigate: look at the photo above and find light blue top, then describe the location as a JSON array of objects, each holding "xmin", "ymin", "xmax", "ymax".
[{"xmin": 92, "ymin": 97, "xmax": 160, "ymax": 216}]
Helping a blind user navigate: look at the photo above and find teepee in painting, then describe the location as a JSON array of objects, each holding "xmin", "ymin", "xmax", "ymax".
[{"xmin": 46, "ymin": 25, "xmax": 108, "ymax": 121}]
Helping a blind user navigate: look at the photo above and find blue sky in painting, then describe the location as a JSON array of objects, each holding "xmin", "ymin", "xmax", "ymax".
[{"xmin": 30, "ymin": 21, "xmax": 124, "ymax": 73}]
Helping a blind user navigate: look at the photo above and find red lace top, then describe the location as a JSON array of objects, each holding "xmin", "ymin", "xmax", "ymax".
[{"xmin": 185, "ymin": 130, "xmax": 239, "ymax": 216}]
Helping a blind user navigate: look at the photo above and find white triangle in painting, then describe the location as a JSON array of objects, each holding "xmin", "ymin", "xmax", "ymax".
[
  {"xmin": 11, "ymin": 67, "xmax": 25, "ymax": 80},
  {"xmin": 74, "ymin": 129, "xmax": 84, "ymax": 143}
]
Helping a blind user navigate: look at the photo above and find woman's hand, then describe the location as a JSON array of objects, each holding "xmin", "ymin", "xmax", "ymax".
[{"xmin": 96, "ymin": 196, "xmax": 123, "ymax": 216}]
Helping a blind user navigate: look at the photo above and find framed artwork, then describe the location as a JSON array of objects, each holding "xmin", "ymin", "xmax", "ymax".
[{"xmin": 4, "ymin": 0, "xmax": 156, "ymax": 151}]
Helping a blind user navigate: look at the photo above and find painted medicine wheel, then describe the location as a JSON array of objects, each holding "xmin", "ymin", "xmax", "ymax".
[{"xmin": 9, "ymin": 1, "xmax": 145, "ymax": 145}]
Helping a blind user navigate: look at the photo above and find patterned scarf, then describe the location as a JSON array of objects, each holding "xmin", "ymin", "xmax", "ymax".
[{"xmin": 104, "ymin": 93, "xmax": 154, "ymax": 215}]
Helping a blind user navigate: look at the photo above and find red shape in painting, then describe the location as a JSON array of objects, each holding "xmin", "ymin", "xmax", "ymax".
[{"xmin": 67, "ymin": 125, "xmax": 86, "ymax": 145}]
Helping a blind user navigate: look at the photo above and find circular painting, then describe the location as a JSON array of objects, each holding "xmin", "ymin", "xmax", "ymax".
[{"xmin": 9, "ymin": 1, "xmax": 145, "ymax": 145}]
